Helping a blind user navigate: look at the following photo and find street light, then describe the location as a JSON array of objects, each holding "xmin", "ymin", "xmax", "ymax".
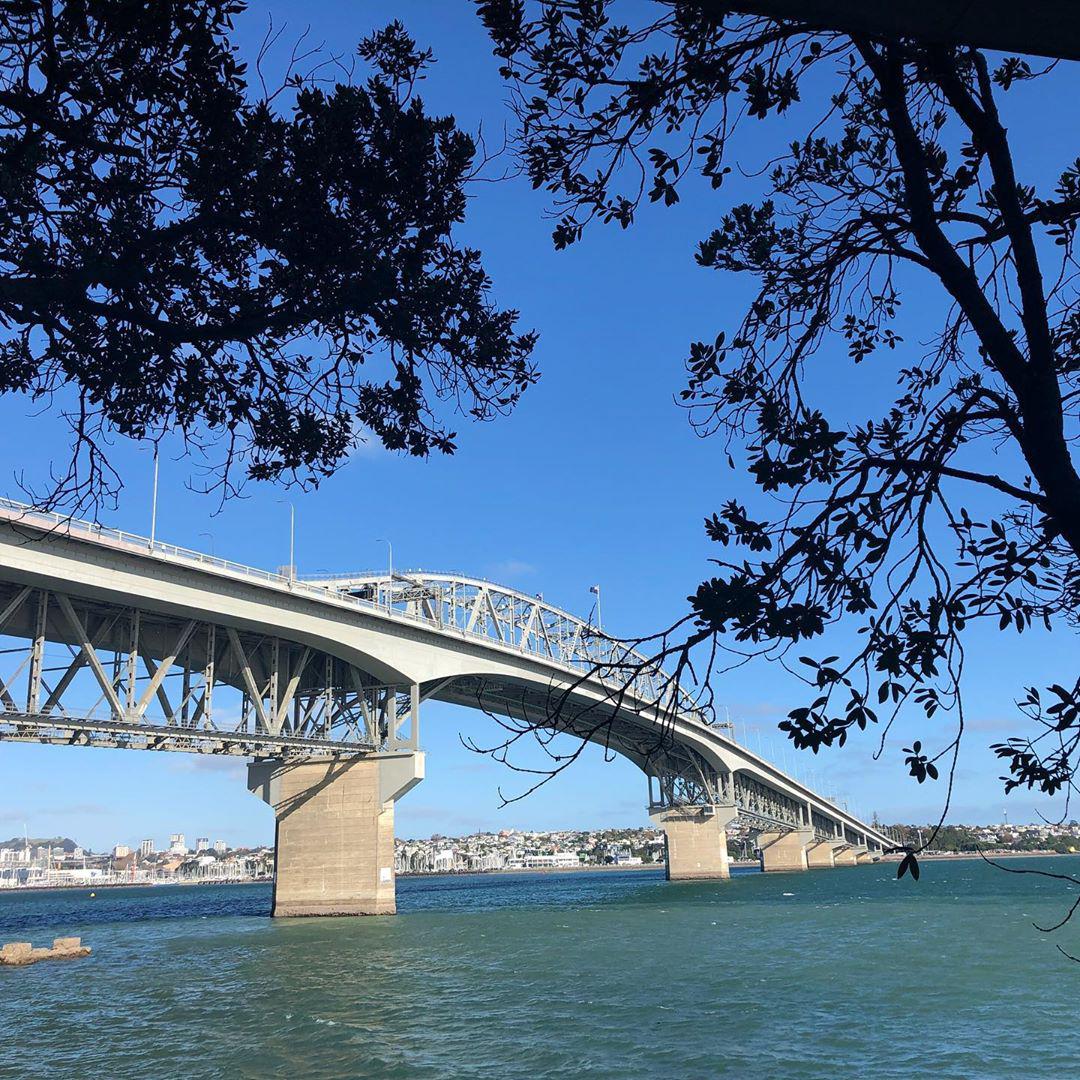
[
  {"xmin": 198, "ymin": 532, "xmax": 215, "ymax": 557},
  {"xmin": 136, "ymin": 445, "xmax": 160, "ymax": 547},
  {"xmin": 376, "ymin": 538, "xmax": 393, "ymax": 605},
  {"xmin": 277, "ymin": 500, "xmax": 295, "ymax": 583},
  {"xmin": 150, "ymin": 446, "xmax": 159, "ymax": 547}
]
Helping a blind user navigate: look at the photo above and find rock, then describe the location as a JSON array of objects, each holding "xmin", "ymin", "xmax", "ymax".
[
  {"xmin": 0, "ymin": 942, "xmax": 33, "ymax": 965},
  {"xmin": 1, "ymin": 937, "xmax": 91, "ymax": 966}
]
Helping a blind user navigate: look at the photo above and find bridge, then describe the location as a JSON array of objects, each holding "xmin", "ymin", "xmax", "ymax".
[{"xmin": 0, "ymin": 499, "xmax": 891, "ymax": 915}]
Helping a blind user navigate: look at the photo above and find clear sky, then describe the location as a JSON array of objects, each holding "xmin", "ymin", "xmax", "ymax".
[{"xmin": 1, "ymin": 2, "xmax": 1076, "ymax": 851}]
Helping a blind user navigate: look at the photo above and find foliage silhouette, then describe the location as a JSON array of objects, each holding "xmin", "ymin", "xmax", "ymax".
[
  {"xmin": 477, "ymin": 1, "xmax": 1080, "ymax": 929},
  {"xmin": 0, "ymin": 1, "xmax": 536, "ymax": 510}
]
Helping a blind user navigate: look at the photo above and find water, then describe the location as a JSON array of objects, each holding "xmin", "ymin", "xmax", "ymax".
[{"xmin": 1, "ymin": 860, "xmax": 1078, "ymax": 1078}]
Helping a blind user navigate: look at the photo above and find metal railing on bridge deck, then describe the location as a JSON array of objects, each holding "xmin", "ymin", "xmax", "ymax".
[{"xmin": 0, "ymin": 499, "xmax": 699, "ymax": 721}]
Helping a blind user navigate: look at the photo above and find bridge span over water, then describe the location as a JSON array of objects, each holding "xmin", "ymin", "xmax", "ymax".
[{"xmin": 0, "ymin": 500, "xmax": 890, "ymax": 915}]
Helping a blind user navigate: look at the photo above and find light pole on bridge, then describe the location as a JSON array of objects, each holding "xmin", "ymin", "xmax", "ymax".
[
  {"xmin": 150, "ymin": 446, "xmax": 159, "ymax": 547},
  {"xmin": 276, "ymin": 500, "xmax": 296, "ymax": 583},
  {"xmin": 137, "ymin": 444, "xmax": 160, "ymax": 548},
  {"xmin": 377, "ymin": 538, "xmax": 393, "ymax": 604}
]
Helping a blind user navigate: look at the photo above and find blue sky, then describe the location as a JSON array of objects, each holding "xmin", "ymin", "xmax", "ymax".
[{"xmin": 1, "ymin": 3, "xmax": 1076, "ymax": 850}]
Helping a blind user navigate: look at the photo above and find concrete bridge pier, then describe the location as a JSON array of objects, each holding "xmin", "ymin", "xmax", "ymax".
[
  {"xmin": 756, "ymin": 827, "xmax": 815, "ymax": 872},
  {"xmin": 649, "ymin": 805, "xmax": 738, "ymax": 880},
  {"xmin": 805, "ymin": 838, "xmax": 836, "ymax": 868},
  {"xmin": 831, "ymin": 843, "xmax": 858, "ymax": 866},
  {"xmin": 248, "ymin": 753, "xmax": 424, "ymax": 917}
]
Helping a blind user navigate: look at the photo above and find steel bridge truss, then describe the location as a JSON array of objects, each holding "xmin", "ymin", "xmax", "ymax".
[
  {"xmin": 307, "ymin": 572, "xmax": 699, "ymax": 717},
  {"xmin": 0, "ymin": 585, "xmax": 419, "ymax": 758},
  {"xmin": 647, "ymin": 751, "xmax": 840, "ymax": 835}
]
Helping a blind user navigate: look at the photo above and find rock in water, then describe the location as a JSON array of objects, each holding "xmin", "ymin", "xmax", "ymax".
[
  {"xmin": 0, "ymin": 937, "xmax": 91, "ymax": 966},
  {"xmin": 0, "ymin": 942, "xmax": 33, "ymax": 965}
]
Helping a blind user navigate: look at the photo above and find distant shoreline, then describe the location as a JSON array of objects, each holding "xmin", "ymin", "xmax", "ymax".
[
  {"xmin": 0, "ymin": 878, "xmax": 271, "ymax": 895},
  {"xmin": 3, "ymin": 850, "xmax": 1075, "ymax": 895},
  {"xmin": 878, "ymin": 849, "xmax": 1079, "ymax": 862},
  {"xmin": 397, "ymin": 862, "xmax": 662, "ymax": 878}
]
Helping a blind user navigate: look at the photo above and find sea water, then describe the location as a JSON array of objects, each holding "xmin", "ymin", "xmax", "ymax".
[{"xmin": 1, "ymin": 860, "xmax": 1077, "ymax": 1078}]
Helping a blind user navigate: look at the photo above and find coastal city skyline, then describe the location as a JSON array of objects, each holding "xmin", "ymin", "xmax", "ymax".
[
  {"xmin": 5, "ymin": 815, "xmax": 1076, "ymax": 864},
  {"xmin": 4, "ymin": 816, "xmax": 1078, "ymax": 896}
]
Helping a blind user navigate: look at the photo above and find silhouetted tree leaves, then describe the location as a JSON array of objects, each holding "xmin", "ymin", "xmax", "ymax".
[
  {"xmin": 1, "ymin": 3, "xmax": 536, "ymax": 509},
  {"xmin": 897, "ymin": 851, "xmax": 921, "ymax": 881},
  {"xmin": 903, "ymin": 742, "xmax": 940, "ymax": 784},
  {"xmin": 480, "ymin": 2, "xmax": 1080, "ymax": 875}
]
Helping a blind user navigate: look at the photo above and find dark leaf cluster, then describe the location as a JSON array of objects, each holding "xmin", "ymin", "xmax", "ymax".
[
  {"xmin": 480, "ymin": 1, "xmax": 1080, "ymax": 891},
  {"xmin": 1, "ymin": 2, "xmax": 537, "ymax": 507}
]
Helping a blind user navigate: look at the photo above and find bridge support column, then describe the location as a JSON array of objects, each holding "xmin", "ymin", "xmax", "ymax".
[
  {"xmin": 650, "ymin": 804, "xmax": 737, "ymax": 881},
  {"xmin": 248, "ymin": 752, "xmax": 424, "ymax": 917},
  {"xmin": 805, "ymin": 839, "xmax": 836, "ymax": 869},
  {"xmin": 853, "ymin": 844, "xmax": 875, "ymax": 864},
  {"xmin": 832, "ymin": 843, "xmax": 858, "ymax": 866},
  {"xmin": 757, "ymin": 827, "xmax": 814, "ymax": 872}
]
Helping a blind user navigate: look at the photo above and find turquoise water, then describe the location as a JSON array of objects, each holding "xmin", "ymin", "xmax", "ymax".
[{"xmin": 1, "ymin": 860, "xmax": 1078, "ymax": 1078}]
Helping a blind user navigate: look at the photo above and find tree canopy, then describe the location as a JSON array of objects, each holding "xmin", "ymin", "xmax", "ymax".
[
  {"xmin": 0, "ymin": 0, "xmax": 536, "ymax": 507},
  {"xmin": 478, "ymin": 2, "xmax": 1080, "ymax": 867}
]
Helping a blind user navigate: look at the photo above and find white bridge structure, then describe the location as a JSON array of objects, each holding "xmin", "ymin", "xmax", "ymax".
[{"xmin": 0, "ymin": 500, "xmax": 890, "ymax": 915}]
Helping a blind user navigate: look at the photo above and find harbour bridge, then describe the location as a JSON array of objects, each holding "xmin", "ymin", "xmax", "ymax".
[{"xmin": 0, "ymin": 499, "xmax": 891, "ymax": 915}]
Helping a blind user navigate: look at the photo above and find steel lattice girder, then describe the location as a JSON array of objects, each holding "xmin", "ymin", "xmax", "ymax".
[
  {"xmin": 306, "ymin": 571, "xmax": 700, "ymax": 718},
  {"xmin": 646, "ymin": 751, "xmax": 827, "ymax": 833},
  {"xmin": 0, "ymin": 584, "xmax": 419, "ymax": 757}
]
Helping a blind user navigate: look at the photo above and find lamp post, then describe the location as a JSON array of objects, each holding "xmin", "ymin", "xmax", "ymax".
[
  {"xmin": 377, "ymin": 538, "xmax": 393, "ymax": 606},
  {"xmin": 150, "ymin": 446, "xmax": 159, "ymax": 547},
  {"xmin": 277, "ymin": 500, "xmax": 295, "ymax": 582},
  {"xmin": 589, "ymin": 583, "xmax": 602, "ymax": 632},
  {"xmin": 136, "ymin": 445, "xmax": 160, "ymax": 548},
  {"xmin": 287, "ymin": 503, "xmax": 295, "ymax": 583}
]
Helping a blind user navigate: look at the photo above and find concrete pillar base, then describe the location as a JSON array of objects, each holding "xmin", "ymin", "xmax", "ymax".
[
  {"xmin": 831, "ymin": 843, "xmax": 857, "ymax": 866},
  {"xmin": 757, "ymin": 827, "xmax": 814, "ymax": 872},
  {"xmin": 248, "ymin": 753, "xmax": 424, "ymax": 917},
  {"xmin": 649, "ymin": 804, "xmax": 737, "ymax": 881},
  {"xmin": 853, "ymin": 844, "xmax": 874, "ymax": 864},
  {"xmin": 805, "ymin": 839, "xmax": 836, "ymax": 868}
]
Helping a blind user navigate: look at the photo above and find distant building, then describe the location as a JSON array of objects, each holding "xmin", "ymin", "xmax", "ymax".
[
  {"xmin": 195, "ymin": 837, "xmax": 210, "ymax": 853},
  {"xmin": 522, "ymin": 852, "xmax": 580, "ymax": 869},
  {"xmin": 139, "ymin": 839, "xmax": 154, "ymax": 858},
  {"xmin": 113, "ymin": 844, "xmax": 131, "ymax": 858},
  {"xmin": 213, "ymin": 840, "xmax": 228, "ymax": 854},
  {"xmin": 168, "ymin": 833, "xmax": 186, "ymax": 854}
]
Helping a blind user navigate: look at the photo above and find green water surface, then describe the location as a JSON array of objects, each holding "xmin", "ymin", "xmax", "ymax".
[{"xmin": 1, "ymin": 860, "xmax": 1077, "ymax": 1078}]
